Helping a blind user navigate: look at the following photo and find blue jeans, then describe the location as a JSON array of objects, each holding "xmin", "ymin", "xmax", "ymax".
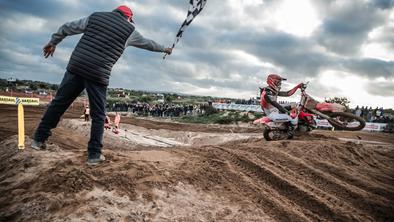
[{"xmin": 34, "ymin": 71, "xmax": 107, "ymax": 158}]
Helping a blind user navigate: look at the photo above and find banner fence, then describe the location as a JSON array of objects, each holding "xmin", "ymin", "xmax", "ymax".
[
  {"xmin": 213, "ymin": 103, "xmax": 388, "ymax": 132},
  {"xmin": 0, "ymin": 95, "xmax": 40, "ymax": 106}
]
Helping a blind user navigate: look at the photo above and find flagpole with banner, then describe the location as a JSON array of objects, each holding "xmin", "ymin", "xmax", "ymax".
[
  {"xmin": 164, "ymin": 0, "xmax": 207, "ymax": 59},
  {"xmin": 0, "ymin": 95, "xmax": 40, "ymax": 150}
]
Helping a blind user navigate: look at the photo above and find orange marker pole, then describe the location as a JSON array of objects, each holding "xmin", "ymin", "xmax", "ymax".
[{"xmin": 17, "ymin": 102, "xmax": 25, "ymax": 150}]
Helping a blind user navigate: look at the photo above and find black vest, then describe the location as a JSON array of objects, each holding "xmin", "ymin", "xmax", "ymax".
[{"xmin": 67, "ymin": 11, "xmax": 135, "ymax": 86}]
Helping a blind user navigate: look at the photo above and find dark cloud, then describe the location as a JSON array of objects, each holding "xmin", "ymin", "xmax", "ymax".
[
  {"xmin": 314, "ymin": 1, "xmax": 388, "ymax": 55},
  {"xmin": 367, "ymin": 81, "xmax": 394, "ymax": 96},
  {"xmin": 0, "ymin": 0, "xmax": 68, "ymax": 18},
  {"xmin": 216, "ymin": 29, "xmax": 329, "ymax": 79},
  {"xmin": 371, "ymin": 0, "xmax": 394, "ymax": 9},
  {"xmin": 369, "ymin": 24, "xmax": 394, "ymax": 51},
  {"xmin": 342, "ymin": 59, "xmax": 394, "ymax": 79}
]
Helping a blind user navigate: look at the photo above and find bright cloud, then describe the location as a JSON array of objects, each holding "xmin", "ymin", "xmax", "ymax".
[
  {"xmin": 269, "ymin": 0, "xmax": 322, "ymax": 37},
  {"xmin": 318, "ymin": 70, "xmax": 394, "ymax": 108}
]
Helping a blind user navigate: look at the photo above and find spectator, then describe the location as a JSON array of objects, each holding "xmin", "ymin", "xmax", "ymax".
[
  {"xmin": 354, "ymin": 106, "xmax": 362, "ymax": 117},
  {"xmin": 84, "ymin": 106, "xmax": 90, "ymax": 122},
  {"xmin": 379, "ymin": 107, "xmax": 384, "ymax": 117}
]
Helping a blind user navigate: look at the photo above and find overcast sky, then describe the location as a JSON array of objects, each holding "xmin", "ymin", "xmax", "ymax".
[{"xmin": 0, "ymin": 0, "xmax": 393, "ymax": 108}]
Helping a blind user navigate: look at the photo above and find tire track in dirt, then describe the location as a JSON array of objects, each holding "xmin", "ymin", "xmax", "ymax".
[
  {"xmin": 279, "ymin": 141, "xmax": 394, "ymax": 191},
  {"xmin": 174, "ymin": 147, "xmax": 311, "ymax": 222},
  {"xmin": 309, "ymin": 159, "xmax": 394, "ymax": 198},
  {"xmin": 223, "ymin": 161, "xmax": 311, "ymax": 222},
  {"xmin": 170, "ymin": 137, "xmax": 394, "ymax": 222},
  {"xmin": 247, "ymin": 146, "xmax": 392, "ymax": 221},
  {"xmin": 215, "ymin": 146, "xmax": 356, "ymax": 222},
  {"xmin": 282, "ymin": 141, "xmax": 394, "ymax": 196}
]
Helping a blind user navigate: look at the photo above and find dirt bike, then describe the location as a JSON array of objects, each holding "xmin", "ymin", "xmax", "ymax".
[{"xmin": 257, "ymin": 83, "xmax": 366, "ymax": 141}]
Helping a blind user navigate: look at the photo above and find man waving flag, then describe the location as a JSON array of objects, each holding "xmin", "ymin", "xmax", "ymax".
[{"xmin": 164, "ymin": 0, "xmax": 207, "ymax": 59}]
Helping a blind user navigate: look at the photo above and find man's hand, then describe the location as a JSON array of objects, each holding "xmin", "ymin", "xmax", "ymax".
[
  {"xmin": 164, "ymin": 48, "xmax": 172, "ymax": 55},
  {"xmin": 43, "ymin": 43, "xmax": 56, "ymax": 58}
]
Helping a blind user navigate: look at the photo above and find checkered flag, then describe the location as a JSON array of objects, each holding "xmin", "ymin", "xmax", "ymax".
[{"xmin": 164, "ymin": 0, "xmax": 207, "ymax": 59}]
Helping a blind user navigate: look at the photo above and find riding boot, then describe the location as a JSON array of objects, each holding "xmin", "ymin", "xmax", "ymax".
[{"xmin": 287, "ymin": 123, "xmax": 296, "ymax": 138}]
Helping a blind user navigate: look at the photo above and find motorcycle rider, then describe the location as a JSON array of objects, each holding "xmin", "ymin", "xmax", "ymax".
[{"xmin": 260, "ymin": 74, "xmax": 305, "ymax": 133}]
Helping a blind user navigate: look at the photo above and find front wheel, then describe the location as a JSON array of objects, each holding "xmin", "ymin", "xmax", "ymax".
[{"xmin": 327, "ymin": 112, "xmax": 366, "ymax": 131}]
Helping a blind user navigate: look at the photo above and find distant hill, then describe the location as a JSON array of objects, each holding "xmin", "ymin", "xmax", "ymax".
[{"xmin": 0, "ymin": 78, "xmax": 257, "ymax": 105}]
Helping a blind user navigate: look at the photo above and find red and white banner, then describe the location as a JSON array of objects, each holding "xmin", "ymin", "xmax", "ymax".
[{"xmin": 316, "ymin": 119, "xmax": 387, "ymax": 132}]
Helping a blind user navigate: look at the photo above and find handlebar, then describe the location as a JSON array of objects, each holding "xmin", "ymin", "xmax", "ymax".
[{"xmin": 301, "ymin": 81, "xmax": 309, "ymax": 91}]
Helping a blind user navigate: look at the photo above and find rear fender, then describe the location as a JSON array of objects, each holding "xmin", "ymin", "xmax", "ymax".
[
  {"xmin": 253, "ymin": 117, "xmax": 271, "ymax": 125},
  {"xmin": 253, "ymin": 117, "xmax": 286, "ymax": 129}
]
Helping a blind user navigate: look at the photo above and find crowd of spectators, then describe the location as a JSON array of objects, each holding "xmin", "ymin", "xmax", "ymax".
[
  {"xmin": 352, "ymin": 106, "xmax": 393, "ymax": 123},
  {"xmin": 352, "ymin": 106, "xmax": 394, "ymax": 133},
  {"xmin": 234, "ymin": 98, "xmax": 258, "ymax": 105},
  {"xmin": 214, "ymin": 98, "xmax": 259, "ymax": 105},
  {"xmin": 107, "ymin": 102, "xmax": 208, "ymax": 118}
]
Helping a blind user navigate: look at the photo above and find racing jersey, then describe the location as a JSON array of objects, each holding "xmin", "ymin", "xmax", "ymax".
[{"xmin": 260, "ymin": 84, "xmax": 302, "ymax": 115}]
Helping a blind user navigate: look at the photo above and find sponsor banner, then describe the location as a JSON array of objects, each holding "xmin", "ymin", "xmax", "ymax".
[
  {"xmin": 213, "ymin": 103, "xmax": 262, "ymax": 113},
  {"xmin": 316, "ymin": 119, "xmax": 387, "ymax": 132},
  {"xmin": 0, "ymin": 95, "xmax": 40, "ymax": 106},
  {"xmin": 315, "ymin": 119, "xmax": 332, "ymax": 128},
  {"xmin": 362, "ymin": 123, "xmax": 387, "ymax": 131}
]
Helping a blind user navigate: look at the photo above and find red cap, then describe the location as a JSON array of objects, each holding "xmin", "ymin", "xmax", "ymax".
[{"xmin": 116, "ymin": 5, "xmax": 134, "ymax": 23}]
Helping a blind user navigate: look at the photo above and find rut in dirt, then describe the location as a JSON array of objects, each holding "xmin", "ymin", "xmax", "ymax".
[{"xmin": 172, "ymin": 138, "xmax": 394, "ymax": 222}]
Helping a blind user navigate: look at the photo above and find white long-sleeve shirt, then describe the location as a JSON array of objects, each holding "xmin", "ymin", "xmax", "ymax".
[{"xmin": 50, "ymin": 16, "xmax": 166, "ymax": 52}]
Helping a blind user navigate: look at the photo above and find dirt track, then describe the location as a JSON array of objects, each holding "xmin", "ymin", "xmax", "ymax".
[{"xmin": 0, "ymin": 105, "xmax": 393, "ymax": 221}]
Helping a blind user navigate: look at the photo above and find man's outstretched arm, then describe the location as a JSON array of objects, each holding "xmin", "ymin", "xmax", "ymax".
[
  {"xmin": 50, "ymin": 17, "xmax": 89, "ymax": 45},
  {"xmin": 126, "ymin": 30, "xmax": 172, "ymax": 54},
  {"xmin": 43, "ymin": 17, "xmax": 89, "ymax": 58}
]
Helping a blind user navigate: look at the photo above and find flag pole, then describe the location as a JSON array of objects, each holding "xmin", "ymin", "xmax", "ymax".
[{"xmin": 164, "ymin": 0, "xmax": 207, "ymax": 60}]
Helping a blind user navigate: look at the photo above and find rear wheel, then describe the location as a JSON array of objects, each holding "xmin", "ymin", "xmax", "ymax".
[
  {"xmin": 327, "ymin": 112, "xmax": 366, "ymax": 131},
  {"xmin": 263, "ymin": 128, "xmax": 293, "ymax": 141},
  {"xmin": 263, "ymin": 128, "xmax": 274, "ymax": 141}
]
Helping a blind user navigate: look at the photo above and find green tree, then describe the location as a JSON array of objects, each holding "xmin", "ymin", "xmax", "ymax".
[
  {"xmin": 139, "ymin": 96, "xmax": 153, "ymax": 103},
  {"xmin": 29, "ymin": 83, "xmax": 38, "ymax": 90},
  {"xmin": 325, "ymin": 97, "xmax": 351, "ymax": 109},
  {"xmin": 164, "ymin": 94, "xmax": 173, "ymax": 103},
  {"xmin": 50, "ymin": 84, "xmax": 58, "ymax": 90},
  {"xmin": 39, "ymin": 83, "xmax": 48, "ymax": 89}
]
